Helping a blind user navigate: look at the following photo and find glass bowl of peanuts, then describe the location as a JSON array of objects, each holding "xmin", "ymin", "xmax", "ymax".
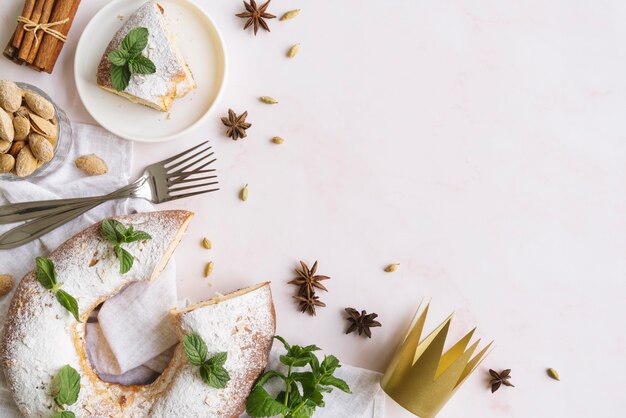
[{"xmin": 0, "ymin": 81, "xmax": 72, "ymax": 181}]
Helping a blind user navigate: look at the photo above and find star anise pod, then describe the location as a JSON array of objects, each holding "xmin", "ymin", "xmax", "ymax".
[
  {"xmin": 293, "ymin": 294, "xmax": 326, "ymax": 316},
  {"xmin": 235, "ymin": 0, "xmax": 276, "ymax": 35},
  {"xmin": 345, "ymin": 308, "xmax": 382, "ymax": 338},
  {"xmin": 489, "ymin": 369, "xmax": 514, "ymax": 393},
  {"xmin": 221, "ymin": 109, "xmax": 251, "ymax": 140},
  {"xmin": 288, "ymin": 260, "xmax": 330, "ymax": 297}
]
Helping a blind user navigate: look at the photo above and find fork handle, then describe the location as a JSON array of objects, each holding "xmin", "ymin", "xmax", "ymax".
[
  {"xmin": 0, "ymin": 196, "xmax": 110, "ymax": 224},
  {"xmin": 0, "ymin": 200, "xmax": 105, "ymax": 250},
  {"xmin": 0, "ymin": 184, "xmax": 137, "ymax": 225}
]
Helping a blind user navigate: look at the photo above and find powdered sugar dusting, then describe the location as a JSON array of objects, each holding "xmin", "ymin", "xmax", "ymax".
[
  {"xmin": 96, "ymin": 1, "xmax": 194, "ymax": 109},
  {"xmin": 1, "ymin": 211, "xmax": 192, "ymax": 417},
  {"xmin": 1, "ymin": 211, "xmax": 275, "ymax": 418},
  {"xmin": 151, "ymin": 284, "xmax": 275, "ymax": 417}
]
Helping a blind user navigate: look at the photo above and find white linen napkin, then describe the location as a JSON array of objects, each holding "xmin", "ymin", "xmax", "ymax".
[
  {"xmin": 94, "ymin": 260, "xmax": 178, "ymax": 375},
  {"xmin": 0, "ymin": 123, "xmax": 179, "ymax": 410}
]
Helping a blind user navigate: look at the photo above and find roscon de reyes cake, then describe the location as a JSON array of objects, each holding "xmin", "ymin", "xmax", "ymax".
[{"xmin": 96, "ymin": 1, "xmax": 196, "ymax": 112}]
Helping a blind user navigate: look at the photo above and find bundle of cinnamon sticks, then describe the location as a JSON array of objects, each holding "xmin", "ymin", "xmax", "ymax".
[{"xmin": 4, "ymin": 0, "xmax": 81, "ymax": 74}]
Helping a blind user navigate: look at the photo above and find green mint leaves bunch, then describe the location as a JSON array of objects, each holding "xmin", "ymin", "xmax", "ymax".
[
  {"xmin": 183, "ymin": 333, "xmax": 231, "ymax": 388},
  {"xmin": 51, "ymin": 364, "xmax": 80, "ymax": 418},
  {"xmin": 101, "ymin": 219, "xmax": 152, "ymax": 274},
  {"xmin": 107, "ymin": 27, "xmax": 156, "ymax": 92},
  {"xmin": 35, "ymin": 257, "xmax": 80, "ymax": 322},
  {"xmin": 246, "ymin": 335, "xmax": 351, "ymax": 418}
]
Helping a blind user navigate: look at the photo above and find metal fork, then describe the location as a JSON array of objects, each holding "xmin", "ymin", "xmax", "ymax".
[{"xmin": 0, "ymin": 141, "xmax": 218, "ymax": 249}]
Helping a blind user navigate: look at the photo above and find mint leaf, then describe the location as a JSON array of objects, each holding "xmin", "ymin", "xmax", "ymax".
[
  {"xmin": 253, "ymin": 370, "xmax": 287, "ymax": 388},
  {"xmin": 320, "ymin": 355, "xmax": 340, "ymax": 375},
  {"xmin": 280, "ymin": 354, "xmax": 310, "ymax": 368},
  {"xmin": 114, "ymin": 246, "xmax": 134, "ymax": 274},
  {"xmin": 35, "ymin": 258, "xmax": 80, "ymax": 322},
  {"xmin": 292, "ymin": 400, "xmax": 317, "ymax": 418},
  {"xmin": 287, "ymin": 382, "xmax": 303, "ymax": 407},
  {"xmin": 122, "ymin": 27, "xmax": 149, "ymax": 56},
  {"xmin": 101, "ymin": 219, "xmax": 125, "ymax": 244},
  {"xmin": 206, "ymin": 351, "xmax": 227, "ymax": 367},
  {"xmin": 108, "ymin": 50, "xmax": 129, "ymax": 66},
  {"xmin": 35, "ymin": 256, "xmax": 56, "ymax": 290},
  {"xmin": 53, "ymin": 365, "xmax": 81, "ymax": 406},
  {"xmin": 279, "ymin": 344, "xmax": 318, "ymax": 368},
  {"xmin": 291, "ymin": 371, "xmax": 315, "ymax": 389},
  {"xmin": 320, "ymin": 375, "xmax": 351, "ymax": 393},
  {"xmin": 129, "ymin": 55, "xmax": 156, "ymax": 75},
  {"xmin": 281, "ymin": 344, "xmax": 320, "ymax": 367},
  {"xmin": 308, "ymin": 353, "xmax": 320, "ymax": 375},
  {"xmin": 183, "ymin": 335, "xmax": 230, "ymax": 388},
  {"xmin": 274, "ymin": 335, "xmax": 291, "ymax": 350},
  {"xmin": 125, "ymin": 229, "xmax": 152, "ymax": 243},
  {"xmin": 183, "ymin": 334, "xmax": 230, "ymax": 389},
  {"xmin": 199, "ymin": 352, "xmax": 230, "ymax": 388},
  {"xmin": 52, "ymin": 412, "xmax": 76, "ymax": 418},
  {"xmin": 56, "ymin": 290, "xmax": 81, "ymax": 322},
  {"xmin": 246, "ymin": 386, "xmax": 290, "ymax": 417},
  {"xmin": 200, "ymin": 362, "xmax": 230, "ymax": 388},
  {"xmin": 303, "ymin": 385, "xmax": 325, "ymax": 407},
  {"xmin": 301, "ymin": 344, "xmax": 322, "ymax": 353},
  {"xmin": 183, "ymin": 334, "xmax": 207, "ymax": 366},
  {"xmin": 276, "ymin": 383, "xmax": 303, "ymax": 409},
  {"xmin": 110, "ymin": 64, "xmax": 131, "ymax": 92},
  {"xmin": 103, "ymin": 219, "xmax": 151, "ymax": 273},
  {"xmin": 110, "ymin": 27, "xmax": 156, "ymax": 92}
]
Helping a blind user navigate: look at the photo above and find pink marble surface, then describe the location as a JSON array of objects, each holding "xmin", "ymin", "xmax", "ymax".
[{"xmin": 1, "ymin": 1, "xmax": 625, "ymax": 417}]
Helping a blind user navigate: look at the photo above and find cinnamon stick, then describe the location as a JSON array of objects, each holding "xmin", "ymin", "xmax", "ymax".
[
  {"xmin": 4, "ymin": 0, "xmax": 37, "ymax": 61},
  {"xmin": 26, "ymin": 0, "xmax": 56, "ymax": 64},
  {"xmin": 11, "ymin": 0, "xmax": 36, "ymax": 50},
  {"xmin": 34, "ymin": 0, "xmax": 81, "ymax": 73},
  {"xmin": 17, "ymin": 0, "xmax": 45, "ymax": 62},
  {"xmin": 3, "ymin": 38, "xmax": 18, "ymax": 62}
]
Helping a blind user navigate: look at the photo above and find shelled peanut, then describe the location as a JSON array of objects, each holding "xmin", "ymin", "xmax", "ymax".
[{"xmin": 0, "ymin": 80, "xmax": 58, "ymax": 177}]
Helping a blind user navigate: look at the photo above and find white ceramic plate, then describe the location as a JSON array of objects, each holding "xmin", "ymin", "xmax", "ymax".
[{"xmin": 74, "ymin": 0, "xmax": 227, "ymax": 142}]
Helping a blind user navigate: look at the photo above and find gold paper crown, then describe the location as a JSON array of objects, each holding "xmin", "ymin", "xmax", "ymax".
[{"xmin": 381, "ymin": 303, "xmax": 493, "ymax": 418}]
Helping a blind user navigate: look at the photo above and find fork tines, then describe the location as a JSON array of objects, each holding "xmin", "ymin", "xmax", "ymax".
[{"xmin": 162, "ymin": 141, "xmax": 219, "ymax": 199}]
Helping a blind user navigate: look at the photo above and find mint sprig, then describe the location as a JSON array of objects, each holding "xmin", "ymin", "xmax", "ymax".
[
  {"xmin": 246, "ymin": 335, "xmax": 351, "ymax": 418},
  {"xmin": 183, "ymin": 334, "xmax": 230, "ymax": 389},
  {"xmin": 101, "ymin": 219, "xmax": 152, "ymax": 274},
  {"xmin": 51, "ymin": 364, "xmax": 80, "ymax": 418},
  {"xmin": 35, "ymin": 257, "xmax": 80, "ymax": 322},
  {"xmin": 107, "ymin": 27, "xmax": 156, "ymax": 91}
]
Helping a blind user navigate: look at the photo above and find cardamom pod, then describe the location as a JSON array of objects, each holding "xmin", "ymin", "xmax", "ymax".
[
  {"xmin": 280, "ymin": 9, "xmax": 300, "ymax": 21},
  {"xmin": 272, "ymin": 136, "xmax": 284, "ymax": 144},
  {"xmin": 202, "ymin": 238, "xmax": 212, "ymax": 249},
  {"xmin": 204, "ymin": 261, "xmax": 214, "ymax": 278},
  {"xmin": 240, "ymin": 184, "xmax": 249, "ymax": 201},
  {"xmin": 259, "ymin": 96, "xmax": 278, "ymax": 104},
  {"xmin": 287, "ymin": 43, "xmax": 300, "ymax": 58},
  {"xmin": 547, "ymin": 368, "xmax": 560, "ymax": 381},
  {"xmin": 384, "ymin": 263, "xmax": 400, "ymax": 273}
]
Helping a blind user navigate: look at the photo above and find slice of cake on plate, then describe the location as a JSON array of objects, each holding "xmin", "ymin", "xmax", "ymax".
[{"xmin": 96, "ymin": 1, "xmax": 196, "ymax": 112}]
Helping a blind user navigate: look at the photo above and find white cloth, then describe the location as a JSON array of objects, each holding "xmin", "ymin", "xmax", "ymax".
[
  {"xmin": 94, "ymin": 260, "xmax": 178, "ymax": 375},
  {"xmin": 0, "ymin": 122, "xmax": 385, "ymax": 417},
  {"xmin": 0, "ymin": 123, "xmax": 178, "ymax": 412},
  {"xmin": 242, "ymin": 348, "xmax": 385, "ymax": 418}
]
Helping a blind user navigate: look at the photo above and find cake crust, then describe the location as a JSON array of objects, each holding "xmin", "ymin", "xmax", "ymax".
[
  {"xmin": 96, "ymin": 1, "xmax": 196, "ymax": 112},
  {"xmin": 1, "ymin": 211, "xmax": 275, "ymax": 417}
]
